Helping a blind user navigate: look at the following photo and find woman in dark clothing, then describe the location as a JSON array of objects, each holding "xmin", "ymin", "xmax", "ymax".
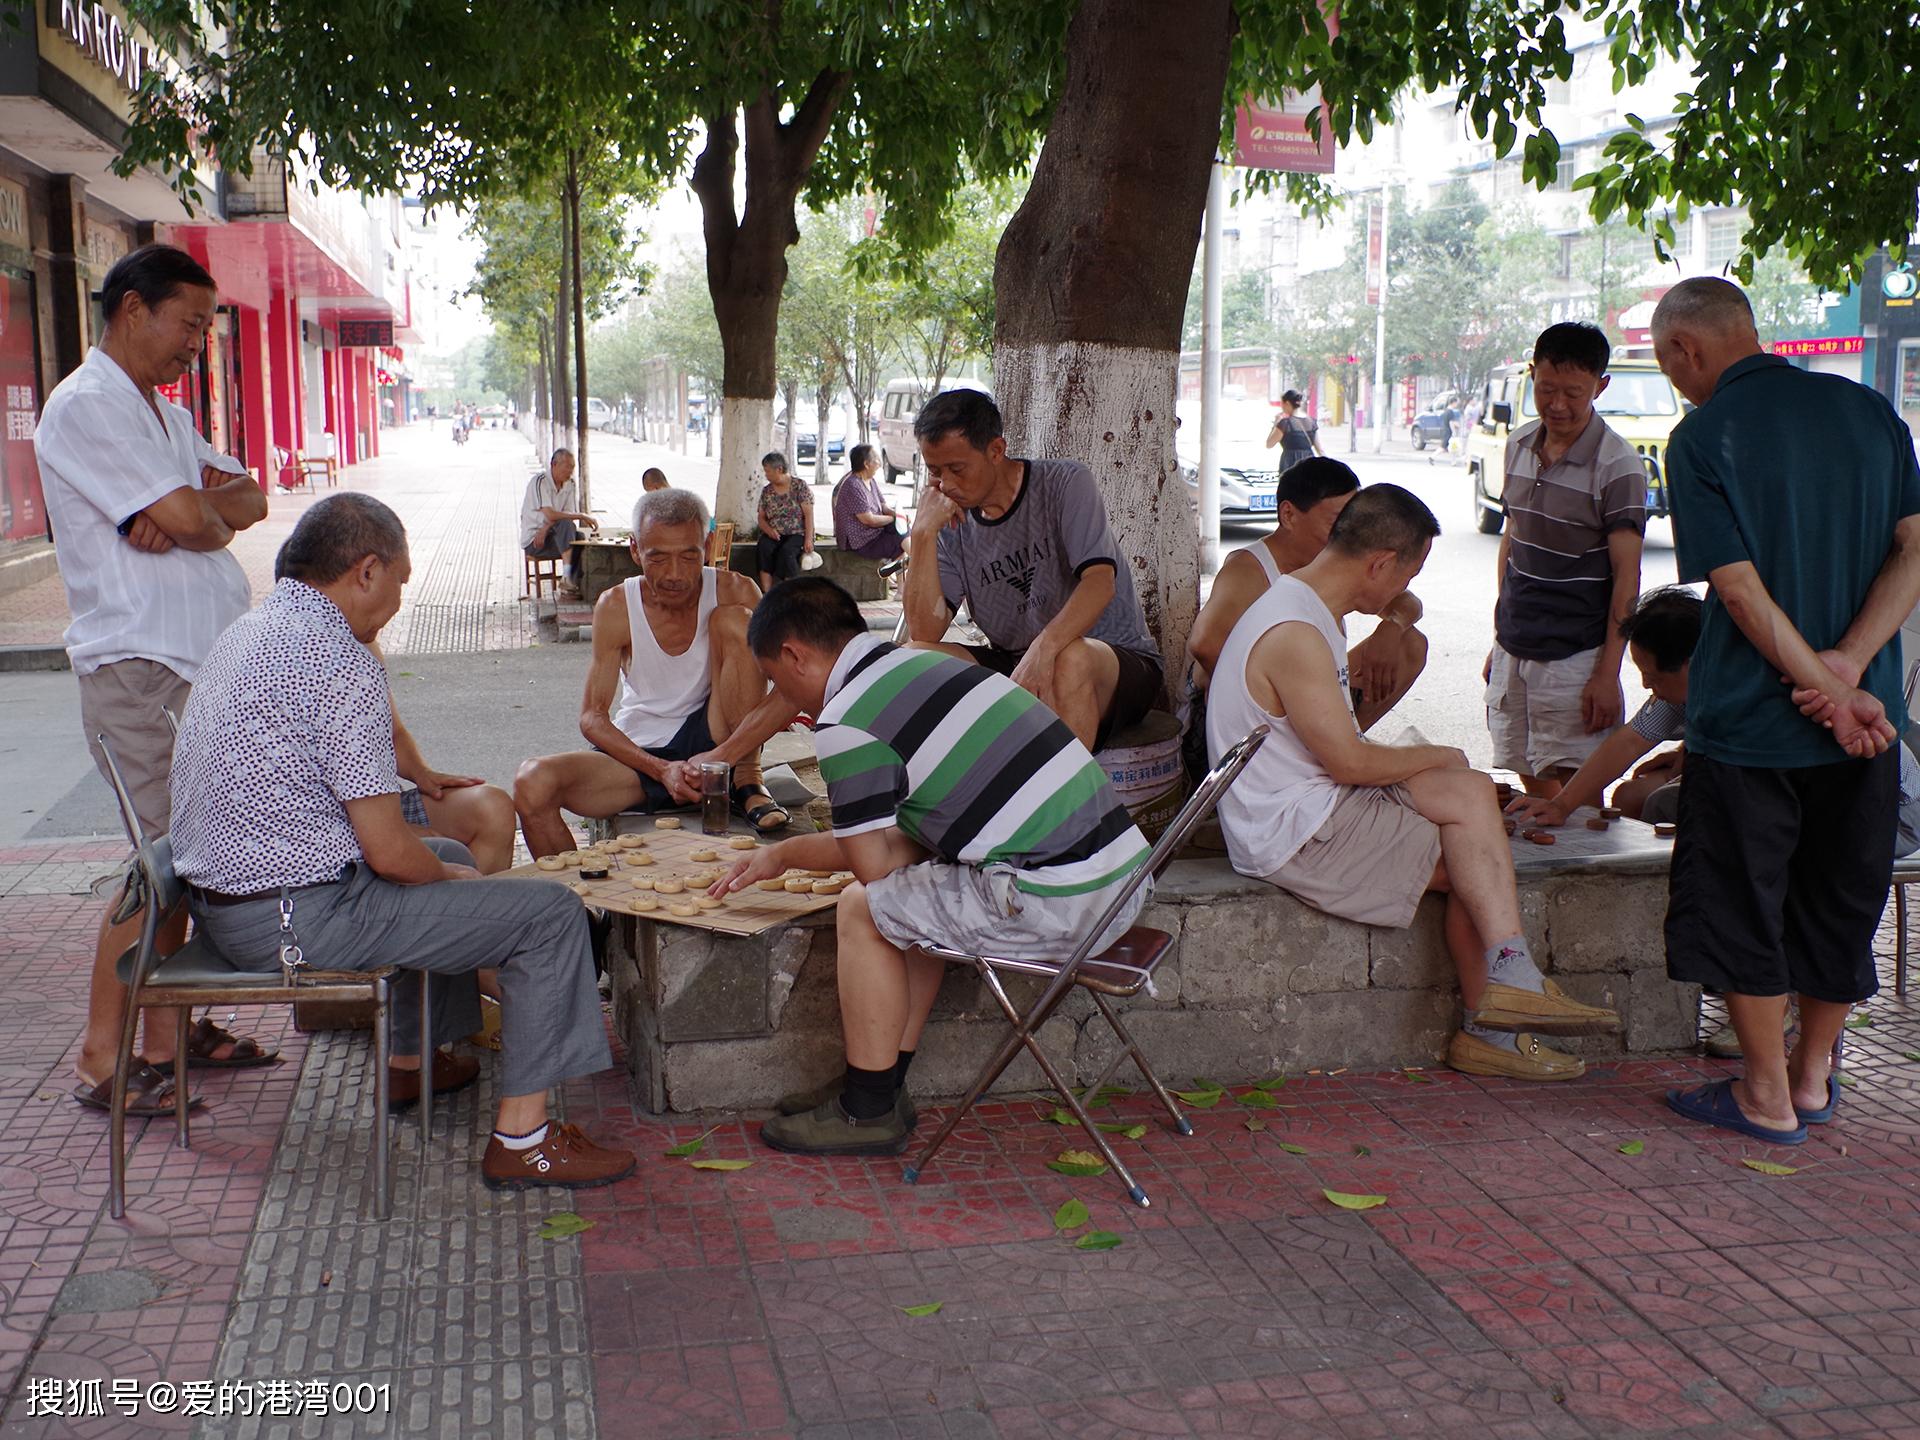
[
  {"xmin": 755, "ymin": 451, "xmax": 814, "ymax": 589},
  {"xmin": 1264, "ymin": 389, "xmax": 1324, "ymax": 474}
]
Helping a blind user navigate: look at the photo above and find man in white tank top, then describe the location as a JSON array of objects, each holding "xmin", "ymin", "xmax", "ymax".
[
  {"xmin": 1206, "ymin": 485, "xmax": 1620, "ymax": 1083},
  {"xmin": 1188, "ymin": 458, "xmax": 1428, "ymax": 733},
  {"xmin": 514, "ymin": 489, "xmax": 785, "ymax": 855}
]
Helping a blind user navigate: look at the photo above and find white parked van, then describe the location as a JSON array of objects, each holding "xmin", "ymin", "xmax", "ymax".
[{"xmin": 876, "ymin": 377, "xmax": 992, "ymax": 484}]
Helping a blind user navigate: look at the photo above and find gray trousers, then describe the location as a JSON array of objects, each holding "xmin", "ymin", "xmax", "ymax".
[
  {"xmin": 187, "ymin": 839, "xmax": 610, "ymax": 1096},
  {"xmin": 525, "ymin": 519, "xmax": 577, "ymax": 561}
]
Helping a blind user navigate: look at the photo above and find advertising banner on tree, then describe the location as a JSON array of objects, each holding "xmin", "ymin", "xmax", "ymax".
[
  {"xmin": 0, "ymin": 269, "xmax": 44, "ymax": 542},
  {"xmin": 1364, "ymin": 201, "xmax": 1384, "ymax": 307},
  {"xmin": 1233, "ymin": 5, "xmax": 1339, "ymax": 174}
]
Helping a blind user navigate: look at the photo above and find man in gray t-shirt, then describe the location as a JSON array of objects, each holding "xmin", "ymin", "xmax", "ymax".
[{"xmin": 903, "ymin": 390, "xmax": 1163, "ymax": 749}]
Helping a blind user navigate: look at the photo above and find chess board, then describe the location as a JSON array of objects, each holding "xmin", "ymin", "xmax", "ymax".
[{"xmin": 497, "ymin": 823, "xmax": 841, "ymax": 937}]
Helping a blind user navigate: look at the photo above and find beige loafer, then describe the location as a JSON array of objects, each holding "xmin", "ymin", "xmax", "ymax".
[
  {"xmin": 1471, "ymin": 978, "xmax": 1621, "ymax": 1036},
  {"xmin": 1447, "ymin": 1029, "xmax": 1585, "ymax": 1081}
]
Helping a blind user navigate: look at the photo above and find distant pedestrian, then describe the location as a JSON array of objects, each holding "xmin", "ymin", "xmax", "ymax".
[
  {"xmin": 33, "ymin": 243, "xmax": 273, "ymax": 1115},
  {"xmin": 831, "ymin": 444, "xmax": 903, "ymax": 561},
  {"xmin": 755, "ymin": 451, "xmax": 814, "ymax": 590},
  {"xmin": 1654, "ymin": 276, "xmax": 1920, "ymax": 1145},
  {"xmin": 1264, "ymin": 389, "xmax": 1323, "ymax": 473},
  {"xmin": 1484, "ymin": 322, "xmax": 1646, "ymax": 799}
]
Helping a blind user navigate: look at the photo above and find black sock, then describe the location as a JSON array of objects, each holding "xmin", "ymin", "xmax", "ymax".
[
  {"xmin": 894, "ymin": 1050, "xmax": 916, "ymax": 1089},
  {"xmin": 842, "ymin": 1063, "xmax": 896, "ymax": 1120}
]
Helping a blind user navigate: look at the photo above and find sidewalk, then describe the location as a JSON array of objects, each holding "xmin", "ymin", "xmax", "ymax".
[{"xmin": 2, "ymin": 830, "xmax": 1918, "ymax": 1439}]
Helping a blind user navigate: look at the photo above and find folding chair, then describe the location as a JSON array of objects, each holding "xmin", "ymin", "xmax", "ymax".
[
  {"xmin": 96, "ymin": 736, "xmax": 433, "ymax": 1222},
  {"xmin": 903, "ymin": 724, "xmax": 1269, "ymax": 1207}
]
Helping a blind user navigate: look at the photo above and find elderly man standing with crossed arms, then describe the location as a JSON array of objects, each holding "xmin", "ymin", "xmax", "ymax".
[
  {"xmin": 1654, "ymin": 276, "xmax": 1920, "ymax": 1145},
  {"xmin": 34, "ymin": 243, "xmax": 272, "ymax": 1116}
]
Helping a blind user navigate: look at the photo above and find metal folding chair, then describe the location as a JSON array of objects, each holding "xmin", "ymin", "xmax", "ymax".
[
  {"xmin": 903, "ymin": 725, "xmax": 1269, "ymax": 1207},
  {"xmin": 96, "ymin": 736, "xmax": 432, "ymax": 1221}
]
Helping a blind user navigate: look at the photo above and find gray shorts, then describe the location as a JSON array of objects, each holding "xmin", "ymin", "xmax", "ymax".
[
  {"xmin": 1486, "ymin": 645, "xmax": 1607, "ymax": 777},
  {"xmin": 78, "ymin": 658, "xmax": 191, "ymax": 839},
  {"xmin": 865, "ymin": 860, "xmax": 1149, "ymax": 963},
  {"xmin": 1268, "ymin": 783, "xmax": 1440, "ymax": 930}
]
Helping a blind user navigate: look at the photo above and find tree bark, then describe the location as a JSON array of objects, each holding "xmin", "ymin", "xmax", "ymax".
[
  {"xmin": 689, "ymin": 69, "xmax": 849, "ymax": 528},
  {"xmin": 567, "ymin": 147, "xmax": 591, "ymax": 508},
  {"xmin": 992, "ymin": 0, "xmax": 1236, "ymax": 693}
]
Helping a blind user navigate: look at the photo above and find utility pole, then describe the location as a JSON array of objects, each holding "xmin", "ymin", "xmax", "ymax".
[
  {"xmin": 1198, "ymin": 161, "xmax": 1225, "ymax": 573},
  {"xmin": 1371, "ymin": 182, "xmax": 1391, "ymax": 454}
]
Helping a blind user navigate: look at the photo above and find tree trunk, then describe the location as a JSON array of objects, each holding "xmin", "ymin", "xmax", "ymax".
[
  {"xmin": 567, "ymin": 147, "xmax": 591, "ymax": 508},
  {"xmin": 690, "ymin": 73, "xmax": 849, "ymax": 529},
  {"xmin": 780, "ymin": 378, "xmax": 799, "ymax": 464},
  {"xmin": 992, "ymin": 0, "xmax": 1235, "ymax": 692},
  {"xmin": 552, "ymin": 275, "xmax": 571, "ymax": 453},
  {"xmin": 815, "ymin": 382, "xmax": 833, "ymax": 484}
]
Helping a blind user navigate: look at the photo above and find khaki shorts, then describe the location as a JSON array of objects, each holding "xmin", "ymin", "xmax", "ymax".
[
  {"xmin": 77, "ymin": 658, "xmax": 191, "ymax": 840},
  {"xmin": 865, "ymin": 859, "xmax": 1149, "ymax": 963},
  {"xmin": 1486, "ymin": 645, "xmax": 1606, "ymax": 777},
  {"xmin": 1268, "ymin": 784, "xmax": 1440, "ymax": 930}
]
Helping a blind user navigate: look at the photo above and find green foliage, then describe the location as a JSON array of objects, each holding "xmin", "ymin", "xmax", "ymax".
[
  {"xmin": 861, "ymin": 180, "xmax": 1013, "ymax": 392},
  {"xmin": 1182, "ymin": 268, "xmax": 1272, "ymax": 354},
  {"xmin": 591, "ymin": 257, "xmax": 726, "ymax": 397}
]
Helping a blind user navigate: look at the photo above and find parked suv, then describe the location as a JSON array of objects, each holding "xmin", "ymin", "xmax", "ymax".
[
  {"xmin": 876, "ymin": 377, "xmax": 992, "ymax": 485},
  {"xmin": 1465, "ymin": 358, "xmax": 1686, "ymax": 535}
]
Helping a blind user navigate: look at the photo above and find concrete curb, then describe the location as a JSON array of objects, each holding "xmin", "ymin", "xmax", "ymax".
[{"xmin": 0, "ymin": 644, "xmax": 70, "ymax": 673}]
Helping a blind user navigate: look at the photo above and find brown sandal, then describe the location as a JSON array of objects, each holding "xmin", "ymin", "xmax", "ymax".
[
  {"xmin": 183, "ymin": 1016, "xmax": 281, "ymax": 1069},
  {"xmin": 71, "ymin": 1063, "xmax": 203, "ymax": 1117}
]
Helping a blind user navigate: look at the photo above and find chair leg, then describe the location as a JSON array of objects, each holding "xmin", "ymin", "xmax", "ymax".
[
  {"xmin": 174, "ymin": 1005, "xmax": 191, "ymax": 1148},
  {"xmin": 373, "ymin": 975, "xmax": 392, "ymax": 1221},
  {"xmin": 1898, "ymin": 884, "xmax": 1909, "ymax": 998},
  {"xmin": 107, "ymin": 988, "xmax": 145, "ymax": 1222},
  {"xmin": 418, "ymin": 971, "xmax": 433, "ymax": 1141},
  {"xmin": 1088, "ymin": 992, "xmax": 1193, "ymax": 1138},
  {"xmin": 904, "ymin": 963, "xmax": 1050, "ymax": 1188}
]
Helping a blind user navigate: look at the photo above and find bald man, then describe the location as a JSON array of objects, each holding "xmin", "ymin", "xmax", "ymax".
[{"xmin": 1653, "ymin": 275, "xmax": 1920, "ymax": 1146}]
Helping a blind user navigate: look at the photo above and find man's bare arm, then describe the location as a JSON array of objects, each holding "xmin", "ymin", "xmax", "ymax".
[
  {"xmin": 347, "ymin": 793, "xmax": 474, "ymax": 884},
  {"xmin": 1257, "ymin": 623, "xmax": 1465, "ymax": 786},
  {"xmin": 1185, "ymin": 549, "xmax": 1265, "ymax": 685},
  {"xmin": 577, "ymin": 590, "xmax": 667, "ymax": 777},
  {"xmin": 1831, "ymin": 514, "xmax": 1920, "ymax": 677}
]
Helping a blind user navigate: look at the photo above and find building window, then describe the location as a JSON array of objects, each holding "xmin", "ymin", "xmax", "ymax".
[{"xmin": 1705, "ymin": 211, "xmax": 1742, "ymax": 273}]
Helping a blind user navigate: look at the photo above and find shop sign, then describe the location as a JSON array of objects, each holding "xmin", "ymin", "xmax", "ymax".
[
  {"xmin": 0, "ymin": 179, "xmax": 27, "ymax": 252},
  {"xmin": 336, "ymin": 318, "xmax": 393, "ymax": 348},
  {"xmin": 1769, "ymin": 336, "xmax": 1864, "ymax": 358},
  {"xmin": 48, "ymin": 0, "xmax": 153, "ymax": 94},
  {"xmin": 83, "ymin": 220, "xmax": 127, "ymax": 272},
  {"xmin": 1234, "ymin": 3, "xmax": 1340, "ymax": 174}
]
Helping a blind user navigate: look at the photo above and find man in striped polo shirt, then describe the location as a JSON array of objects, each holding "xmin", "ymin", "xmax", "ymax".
[
  {"xmin": 714, "ymin": 577, "xmax": 1152, "ymax": 1155},
  {"xmin": 1486, "ymin": 322, "xmax": 1646, "ymax": 797}
]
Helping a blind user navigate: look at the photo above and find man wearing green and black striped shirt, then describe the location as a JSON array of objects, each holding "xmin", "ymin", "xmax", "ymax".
[{"xmin": 712, "ymin": 578, "xmax": 1152, "ymax": 1155}]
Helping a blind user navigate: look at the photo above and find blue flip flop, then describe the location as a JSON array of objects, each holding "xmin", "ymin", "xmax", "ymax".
[
  {"xmin": 1794, "ymin": 1075, "xmax": 1840, "ymax": 1125},
  {"xmin": 1665, "ymin": 1079, "xmax": 1807, "ymax": 1145}
]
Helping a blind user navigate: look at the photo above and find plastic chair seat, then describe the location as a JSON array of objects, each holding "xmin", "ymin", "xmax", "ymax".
[{"xmin": 114, "ymin": 936, "xmax": 262, "ymax": 987}]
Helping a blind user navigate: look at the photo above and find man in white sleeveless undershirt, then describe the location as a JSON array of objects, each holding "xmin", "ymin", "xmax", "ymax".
[
  {"xmin": 1206, "ymin": 484, "xmax": 1620, "ymax": 1083},
  {"xmin": 513, "ymin": 489, "xmax": 788, "ymax": 854}
]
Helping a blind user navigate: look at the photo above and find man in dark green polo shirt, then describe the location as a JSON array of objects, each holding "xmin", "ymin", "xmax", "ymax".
[{"xmin": 1654, "ymin": 276, "xmax": 1920, "ymax": 1146}]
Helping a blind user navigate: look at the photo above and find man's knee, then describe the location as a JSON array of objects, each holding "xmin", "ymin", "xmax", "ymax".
[
  {"xmin": 473, "ymin": 785, "xmax": 519, "ymax": 842},
  {"xmin": 1401, "ymin": 628, "xmax": 1430, "ymax": 678},
  {"xmin": 423, "ymin": 836, "xmax": 476, "ymax": 867},
  {"xmin": 836, "ymin": 880, "xmax": 873, "ymax": 930},
  {"xmin": 513, "ymin": 757, "xmax": 560, "ymax": 813}
]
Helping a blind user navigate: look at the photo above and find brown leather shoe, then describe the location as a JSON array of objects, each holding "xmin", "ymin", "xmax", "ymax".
[
  {"xmin": 481, "ymin": 1122, "xmax": 637, "ymax": 1190},
  {"xmin": 387, "ymin": 1049, "xmax": 482, "ymax": 1112}
]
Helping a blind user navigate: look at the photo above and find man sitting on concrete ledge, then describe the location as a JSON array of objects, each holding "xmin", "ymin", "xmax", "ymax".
[
  {"xmin": 514, "ymin": 488, "xmax": 789, "ymax": 853},
  {"xmin": 904, "ymin": 388, "xmax": 1163, "ymax": 750},
  {"xmin": 712, "ymin": 577, "xmax": 1152, "ymax": 1156},
  {"xmin": 1185, "ymin": 457, "xmax": 1429, "ymax": 779},
  {"xmin": 1206, "ymin": 484, "xmax": 1621, "ymax": 1082},
  {"xmin": 172, "ymin": 493, "xmax": 635, "ymax": 1190}
]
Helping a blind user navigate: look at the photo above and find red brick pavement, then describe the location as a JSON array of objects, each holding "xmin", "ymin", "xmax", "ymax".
[{"xmin": 4, "ymin": 838, "xmax": 1920, "ymax": 1438}]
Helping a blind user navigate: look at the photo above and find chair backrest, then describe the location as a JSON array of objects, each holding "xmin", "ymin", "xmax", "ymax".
[
  {"xmin": 95, "ymin": 736, "xmax": 191, "ymax": 988},
  {"xmin": 1057, "ymin": 723, "xmax": 1269, "ymax": 971},
  {"xmin": 709, "ymin": 520, "xmax": 736, "ymax": 566}
]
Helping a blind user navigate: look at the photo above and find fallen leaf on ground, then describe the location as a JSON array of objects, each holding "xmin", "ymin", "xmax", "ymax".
[
  {"xmin": 1352, "ymin": 1144, "xmax": 1371, "ymax": 1157},
  {"xmin": 1053, "ymin": 1198, "xmax": 1090, "ymax": 1230},
  {"xmin": 689, "ymin": 1158, "xmax": 753, "ymax": 1172},
  {"xmin": 1172, "ymin": 1088, "xmax": 1225, "ymax": 1107},
  {"xmin": 537, "ymin": 1212, "xmax": 595, "ymax": 1240},
  {"xmin": 1740, "ymin": 1159, "xmax": 1799, "ymax": 1176},
  {"xmin": 1322, "ymin": 1189, "xmax": 1388, "ymax": 1211},
  {"xmin": 1901, "ymin": 1051, "xmax": 1920, "ymax": 1063},
  {"xmin": 1094, "ymin": 1122, "xmax": 1148, "ymax": 1139},
  {"xmin": 900, "ymin": 1302, "xmax": 943, "ymax": 1317},
  {"xmin": 1236, "ymin": 1090, "xmax": 1278, "ymax": 1108},
  {"xmin": 1047, "ymin": 1149, "xmax": 1110, "ymax": 1177},
  {"xmin": 1835, "ymin": 1072, "xmax": 1856, "ymax": 1088},
  {"xmin": 1844, "ymin": 1013, "xmax": 1873, "ymax": 1029},
  {"xmin": 1044, "ymin": 1107, "xmax": 1077, "ymax": 1125},
  {"xmin": 1277, "ymin": 1142, "xmax": 1310, "ymax": 1155},
  {"xmin": 1252, "ymin": 1074, "xmax": 1289, "ymax": 1092},
  {"xmin": 1618, "ymin": 1140, "xmax": 1645, "ymax": 1156},
  {"xmin": 1074, "ymin": 1230, "xmax": 1123, "ymax": 1250},
  {"xmin": 1401, "ymin": 1069, "xmax": 1433, "ymax": 1084},
  {"xmin": 664, "ymin": 1125, "xmax": 721, "ymax": 1158},
  {"xmin": 1245, "ymin": 1119, "xmax": 1267, "ymax": 1133}
]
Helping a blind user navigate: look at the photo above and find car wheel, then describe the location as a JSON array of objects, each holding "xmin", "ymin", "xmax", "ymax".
[
  {"xmin": 1412, "ymin": 429, "xmax": 1427, "ymax": 451},
  {"xmin": 1471, "ymin": 467, "xmax": 1505, "ymax": 535}
]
